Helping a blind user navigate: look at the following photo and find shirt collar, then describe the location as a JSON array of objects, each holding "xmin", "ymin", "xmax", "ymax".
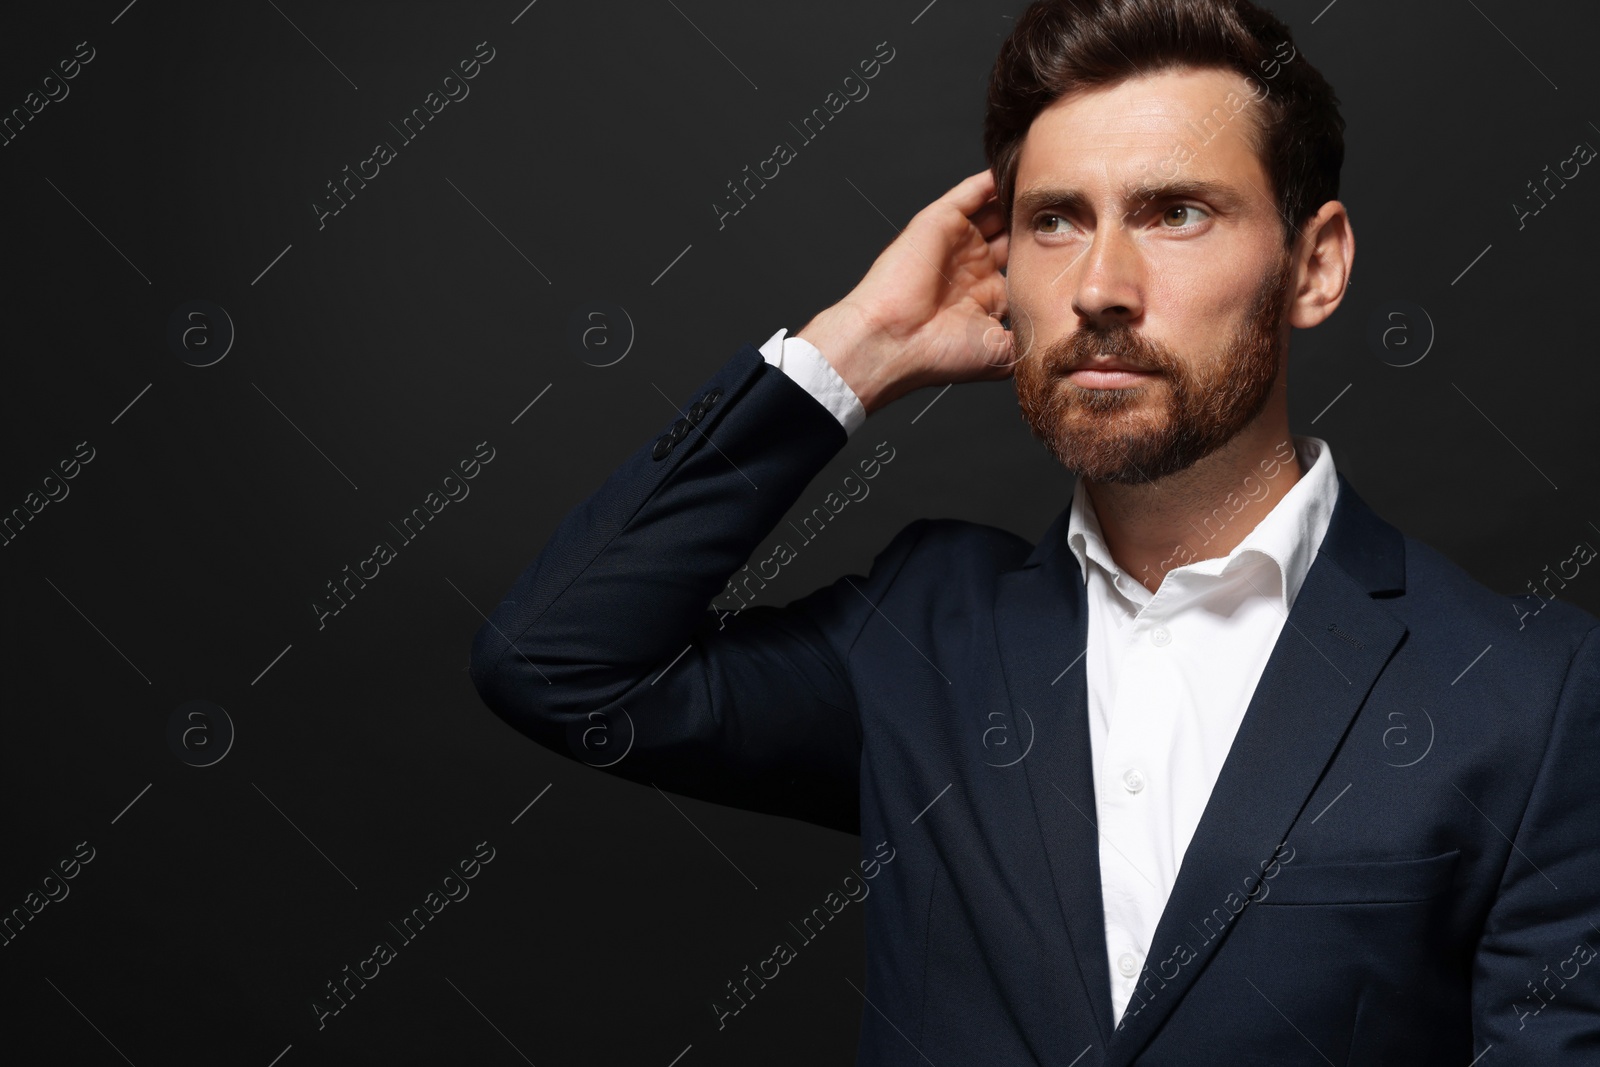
[{"xmin": 1065, "ymin": 435, "xmax": 1338, "ymax": 612}]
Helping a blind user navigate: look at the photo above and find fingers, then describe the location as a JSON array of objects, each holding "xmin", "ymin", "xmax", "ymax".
[
  {"xmin": 986, "ymin": 222, "xmax": 1010, "ymax": 273},
  {"xmin": 978, "ymin": 321, "xmax": 1019, "ymax": 378},
  {"xmin": 969, "ymin": 197, "xmax": 1007, "ymax": 241},
  {"xmin": 943, "ymin": 168, "xmax": 997, "ymax": 217}
]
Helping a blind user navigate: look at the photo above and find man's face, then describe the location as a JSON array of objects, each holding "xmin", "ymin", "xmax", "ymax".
[{"xmin": 1006, "ymin": 66, "xmax": 1297, "ymax": 485}]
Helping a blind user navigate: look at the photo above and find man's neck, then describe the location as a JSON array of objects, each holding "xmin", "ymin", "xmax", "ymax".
[{"xmin": 1084, "ymin": 419, "xmax": 1305, "ymax": 596}]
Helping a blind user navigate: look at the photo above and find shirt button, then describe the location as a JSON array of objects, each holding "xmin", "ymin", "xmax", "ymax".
[
  {"xmin": 1122, "ymin": 768, "xmax": 1145, "ymax": 793},
  {"xmin": 1150, "ymin": 626, "xmax": 1171, "ymax": 646},
  {"xmin": 1117, "ymin": 952, "xmax": 1139, "ymax": 978}
]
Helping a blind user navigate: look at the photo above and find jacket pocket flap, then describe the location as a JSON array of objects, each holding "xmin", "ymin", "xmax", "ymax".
[{"xmin": 1257, "ymin": 849, "xmax": 1460, "ymax": 905}]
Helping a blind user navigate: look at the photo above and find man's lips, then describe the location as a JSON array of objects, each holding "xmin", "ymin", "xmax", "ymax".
[{"xmin": 1062, "ymin": 357, "xmax": 1158, "ymax": 388}]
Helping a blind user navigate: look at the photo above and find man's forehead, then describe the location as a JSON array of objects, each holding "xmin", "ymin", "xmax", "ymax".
[{"xmin": 1015, "ymin": 66, "xmax": 1265, "ymax": 191}]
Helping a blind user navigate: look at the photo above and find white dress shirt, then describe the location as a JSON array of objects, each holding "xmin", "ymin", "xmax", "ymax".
[{"xmin": 756, "ymin": 326, "xmax": 1339, "ymax": 1026}]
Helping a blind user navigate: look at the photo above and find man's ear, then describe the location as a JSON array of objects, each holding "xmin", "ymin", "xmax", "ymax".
[{"xmin": 1287, "ymin": 200, "xmax": 1354, "ymax": 329}]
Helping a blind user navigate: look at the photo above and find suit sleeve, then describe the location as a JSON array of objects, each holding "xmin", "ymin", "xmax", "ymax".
[
  {"xmin": 468, "ymin": 341, "xmax": 924, "ymax": 835},
  {"xmin": 1471, "ymin": 622, "xmax": 1600, "ymax": 1054}
]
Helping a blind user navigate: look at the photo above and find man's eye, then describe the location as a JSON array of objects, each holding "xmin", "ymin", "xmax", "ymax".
[
  {"xmin": 1161, "ymin": 205, "xmax": 1208, "ymax": 227},
  {"xmin": 1036, "ymin": 213, "xmax": 1071, "ymax": 234}
]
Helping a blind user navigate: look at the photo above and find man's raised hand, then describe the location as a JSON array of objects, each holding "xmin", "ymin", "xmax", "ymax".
[{"xmin": 796, "ymin": 169, "xmax": 1016, "ymax": 416}]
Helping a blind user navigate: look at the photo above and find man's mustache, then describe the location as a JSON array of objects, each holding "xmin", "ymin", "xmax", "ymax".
[{"xmin": 1041, "ymin": 328, "xmax": 1171, "ymax": 375}]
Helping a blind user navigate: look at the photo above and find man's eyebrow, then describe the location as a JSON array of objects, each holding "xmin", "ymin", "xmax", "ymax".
[{"xmin": 1013, "ymin": 178, "xmax": 1249, "ymax": 219}]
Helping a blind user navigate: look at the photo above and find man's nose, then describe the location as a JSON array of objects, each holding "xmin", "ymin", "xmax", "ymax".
[{"xmin": 1070, "ymin": 222, "xmax": 1143, "ymax": 325}]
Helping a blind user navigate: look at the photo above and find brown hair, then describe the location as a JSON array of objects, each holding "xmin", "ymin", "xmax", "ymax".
[{"xmin": 983, "ymin": 0, "xmax": 1344, "ymax": 248}]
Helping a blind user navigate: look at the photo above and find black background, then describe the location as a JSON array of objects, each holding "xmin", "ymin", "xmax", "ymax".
[{"xmin": 2, "ymin": 1, "xmax": 1596, "ymax": 1064}]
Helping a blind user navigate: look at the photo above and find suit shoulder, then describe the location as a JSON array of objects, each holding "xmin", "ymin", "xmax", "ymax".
[
  {"xmin": 889, "ymin": 516, "xmax": 1036, "ymax": 574},
  {"xmin": 1397, "ymin": 533, "xmax": 1599, "ymax": 651},
  {"xmin": 860, "ymin": 517, "xmax": 1035, "ymax": 612}
]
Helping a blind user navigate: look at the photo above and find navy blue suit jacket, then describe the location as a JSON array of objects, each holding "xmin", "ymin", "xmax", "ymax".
[{"xmin": 470, "ymin": 342, "xmax": 1600, "ymax": 1065}]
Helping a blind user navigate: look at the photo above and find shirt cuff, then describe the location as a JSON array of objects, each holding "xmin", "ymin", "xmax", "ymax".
[{"xmin": 758, "ymin": 327, "xmax": 867, "ymax": 436}]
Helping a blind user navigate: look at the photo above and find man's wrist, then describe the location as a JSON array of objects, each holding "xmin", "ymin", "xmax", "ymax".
[{"xmin": 796, "ymin": 302, "xmax": 896, "ymax": 416}]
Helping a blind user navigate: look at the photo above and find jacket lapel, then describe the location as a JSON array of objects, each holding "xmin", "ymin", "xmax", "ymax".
[
  {"xmin": 994, "ymin": 472, "xmax": 1409, "ymax": 1066},
  {"xmin": 995, "ymin": 503, "xmax": 1117, "ymax": 1049}
]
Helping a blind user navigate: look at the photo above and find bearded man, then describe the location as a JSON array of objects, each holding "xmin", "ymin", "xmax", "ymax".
[{"xmin": 470, "ymin": 1, "xmax": 1600, "ymax": 1062}]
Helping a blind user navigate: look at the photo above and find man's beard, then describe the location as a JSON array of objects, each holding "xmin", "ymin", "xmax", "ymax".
[{"xmin": 1011, "ymin": 251, "xmax": 1295, "ymax": 485}]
